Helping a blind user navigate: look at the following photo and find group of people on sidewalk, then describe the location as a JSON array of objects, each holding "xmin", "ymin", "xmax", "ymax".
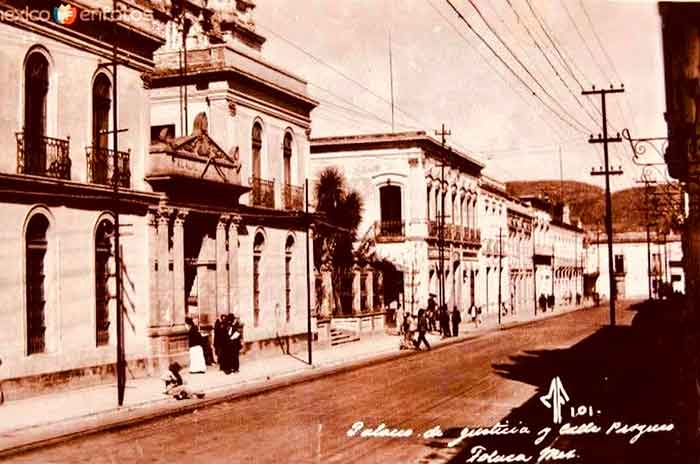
[
  {"xmin": 164, "ymin": 315, "xmax": 244, "ymax": 399},
  {"xmin": 397, "ymin": 294, "xmax": 484, "ymax": 351}
]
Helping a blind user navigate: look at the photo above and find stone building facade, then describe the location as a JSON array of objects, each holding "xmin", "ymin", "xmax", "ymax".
[
  {"xmin": 147, "ymin": 0, "xmax": 318, "ymax": 363},
  {"xmin": 0, "ymin": 0, "xmax": 167, "ymax": 398},
  {"xmin": 310, "ymin": 132, "xmax": 483, "ymax": 320},
  {"xmin": 0, "ymin": 0, "xmax": 318, "ymax": 398}
]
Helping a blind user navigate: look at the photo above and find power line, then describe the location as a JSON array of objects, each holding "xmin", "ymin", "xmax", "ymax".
[
  {"xmin": 258, "ymin": 23, "xmax": 428, "ymax": 131},
  {"xmin": 461, "ymin": 0, "xmax": 591, "ymax": 134},
  {"xmin": 503, "ymin": 0, "xmax": 599, "ymax": 130},
  {"xmin": 425, "ymin": 0, "xmax": 568, "ymax": 144},
  {"xmin": 560, "ymin": 0, "xmax": 611, "ymax": 85},
  {"xmin": 578, "ymin": 0, "xmax": 622, "ymax": 84},
  {"xmin": 443, "ymin": 0, "xmax": 587, "ymax": 136}
]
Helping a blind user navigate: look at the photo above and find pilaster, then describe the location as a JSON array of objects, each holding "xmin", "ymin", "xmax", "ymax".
[
  {"xmin": 217, "ymin": 214, "xmax": 230, "ymax": 317},
  {"xmin": 228, "ymin": 214, "xmax": 241, "ymax": 317},
  {"xmin": 157, "ymin": 208, "xmax": 172, "ymax": 325},
  {"xmin": 172, "ymin": 210, "xmax": 187, "ymax": 326}
]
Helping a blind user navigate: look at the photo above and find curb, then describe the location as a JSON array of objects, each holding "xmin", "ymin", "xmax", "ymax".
[{"xmin": 0, "ymin": 305, "xmax": 594, "ymax": 458}]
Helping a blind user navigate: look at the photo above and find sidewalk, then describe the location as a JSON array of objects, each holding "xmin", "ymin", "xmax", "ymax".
[{"xmin": 0, "ymin": 303, "xmax": 592, "ymax": 457}]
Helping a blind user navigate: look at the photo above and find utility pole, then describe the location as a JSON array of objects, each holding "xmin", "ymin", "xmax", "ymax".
[
  {"xmin": 637, "ymin": 177, "xmax": 656, "ymax": 300},
  {"xmin": 435, "ymin": 124, "xmax": 451, "ymax": 311},
  {"xmin": 584, "ymin": 85, "xmax": 624, "ymax": 326},
  {"xmin": 388, "ymin": 29, "xmax": 395, "ymax": 133},
  {"xmin": 498, "ymin": 227, "xmax": 503, "ymax": 325},
  {"xmin": 305, "ymin": 179, "xmax": 312, "ymax": 366}
]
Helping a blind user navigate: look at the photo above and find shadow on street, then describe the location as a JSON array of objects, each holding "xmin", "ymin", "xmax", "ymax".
[{"xmin": 423, "ymin": 300, "xmax": 683, "ymax": 463}]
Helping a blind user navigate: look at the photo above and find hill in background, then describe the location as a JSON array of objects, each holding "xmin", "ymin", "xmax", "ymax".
[{"xmin": 505, "ymin": 180, "xmax": 677, "ymax": 233}]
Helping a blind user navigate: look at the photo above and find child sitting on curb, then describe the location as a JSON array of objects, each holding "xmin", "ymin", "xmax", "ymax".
[{"xmin": 162, "ymin": 362, "xmax": 205, "ymax": 400}]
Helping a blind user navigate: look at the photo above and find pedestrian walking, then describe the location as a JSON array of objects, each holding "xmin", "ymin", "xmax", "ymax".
[
  {"xmin": 413, "ymin": 309, "xmax": 431, "ymax": 351},
  {"xmin": 395, "ymin": 304, "xmax": 404, "ymax": 335},
  {"xmin": 539, "ymin": 294, "xmax": 547, "ymax": 313},
  {"xmin": 185, "ymin": 317, "xmax": 206, "ymax": 374},
  {"xmin": 451, "ymin": 306, "xmax": 461, "ymax": 337},
  {"xmin": 427, "ymin": 294, "xmax": 437, "ymax": 332},
  {"xmin": 400, "ymin": 313, "xmax": 414, "ymax": 350}
]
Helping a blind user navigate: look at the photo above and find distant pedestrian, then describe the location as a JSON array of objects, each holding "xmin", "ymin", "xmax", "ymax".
[
  {"xmin": 439, "ymin": 305, "xmax": 451, "ymax": 338},
  {"xmin": 451, "ymin": 306, "xmax": 461, "ymax": 337},
  {"xmin": 427, "ymin": 294, "xmax": 438, "ymax": 332},
  {"xmin": 228, "ymin": 316, "xmax": 243, "ymax": 374},
  {"xmin": 400, "ymin": 313, "xmax": 415, "ymax": 350},
  {"xmin": 214, "ymin": 315, "xmax": 226, "ymax": 370},
  {"xmin": 547, "ymin": 294, "xmax": 555, "ymax": 309},
  {"xmin": 414, "ymin": 309, "xmax": 431, "ymax": 351},
  {"xmin": 185, "ymin": 317, "xmax": 206, "ymax": 374},
  {"xmin": 395, "ymin": 304, "xmax": 404, "ymax": 335},
  {"xmin": 539, "ymin": 294, "xmax": 547, "ymax": 313}
]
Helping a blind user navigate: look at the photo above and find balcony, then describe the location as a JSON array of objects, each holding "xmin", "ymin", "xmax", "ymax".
[
  {"xmin": 375, "ymin": 220, "xmax": 405, "ymax": 241},
  {"xmin": 283, "ymin": 183, "xmax": 304, "ymax": 211},
  {"xmin": 86, "ymin": 146, "xmax": 131, "ymax": 188},
  {"xmin": 16, "ymin": 133, "xmax": 71, "ymax": 180},
  {"xmin": 462, "ymin": 227, "xmax": 481, "ymax": 245},
  {"xmin": 250, "ymin": 176, "xmax": 275, "ymax": 208}
]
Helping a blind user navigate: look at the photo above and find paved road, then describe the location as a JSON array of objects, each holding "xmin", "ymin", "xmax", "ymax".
[{"xmin": 7, "ymin": 305, "xmax": 633, "ymax": 464}]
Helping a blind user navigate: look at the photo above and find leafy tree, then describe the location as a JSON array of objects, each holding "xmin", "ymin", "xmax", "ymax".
[{"xmin": 313, "ymin": 167, "xmax": 364, "ymax": 315}]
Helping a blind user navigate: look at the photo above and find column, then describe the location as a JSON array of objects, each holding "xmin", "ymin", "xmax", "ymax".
[
  {"xmin": 308, "ymin": 225, "xmax": 317, "ymax": 315},
  {"xmin": 228, "ymin": 215, "xmax": 241, "ymax": 316},
  {"xmin": 364, "ymin": 269, "xmax": 373, "ymax": 311},
  {"xmin": 172, "ymin": 210, "xmax": 187, "ymax": 326},
  {"xmin": 216, "ymin": 214, "xmax": 230, "ymax": 317},
  {"xmin": 352, "ymin": 267, "xmax": 361, "ymax": 314},
  {"xmin": 148, "ymin": 209, "xmax": 159, "ymax": 328},
  {"xmin": 157, "ymin": 208, "xmax": 171, "ymax": 325}
]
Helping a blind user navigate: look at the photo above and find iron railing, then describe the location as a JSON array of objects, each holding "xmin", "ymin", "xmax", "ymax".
[
  {"xmin": 283, "ymin": 183, "xmax": 304, "ymax": 211},
  {"xmin": 86, "ymin": 146, "xmax": 131, "ymax": 188},
  {"xmin": 250, "ymin": 176, "xmax": 275, "ymax": 208},
  {"xmin": 16, "ymin": 132, "xmax": 71, "ymax": 180},
  {"xmin": 376, "ymin": 220, "xmax": 405, "ymax": 239}
]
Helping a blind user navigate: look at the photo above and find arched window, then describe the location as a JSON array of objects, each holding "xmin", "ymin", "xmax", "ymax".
[
  {"xmin": 283, "ymin": 132, "xmax": 292, "ymax": 188},
  {"xmin": 24, "ymin": 51, "xmax": 49, "ymax": 175},
  {"xmin": 285, "ymin": 235, "xmax": 294, "ymax": 323},
  {"xmin": 251, "ymin": 123, "xmax": 262, "ymax": 180},
  {"xmin": 26, "ymin": 214, "xmax": 49, "ymax": 355},
  {"xmin": 95, "ymin": 219, "xmax": 113, "ymax": 346},
  {"xmin": 253, "ymin": 232, "xmax": 265, "ymax": 327},
  {"xmin": 92, "ymin": 73, "xmax": 112, "ymax": 184}
]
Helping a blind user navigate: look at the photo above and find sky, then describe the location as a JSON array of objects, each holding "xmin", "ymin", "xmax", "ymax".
[{"xmin": 253, "ymin": 0, "xmax": 668, "ymax": 191}]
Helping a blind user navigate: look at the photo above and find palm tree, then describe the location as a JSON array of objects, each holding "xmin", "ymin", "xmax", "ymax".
[{"xmin": 314, "ymin": 167, "xmax": 364, "ymax": 316}]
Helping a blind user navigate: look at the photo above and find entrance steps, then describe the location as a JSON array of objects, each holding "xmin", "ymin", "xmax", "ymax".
[{"xmin": 330, "ymin": 328, "xmax": 360, "ymax": 346}]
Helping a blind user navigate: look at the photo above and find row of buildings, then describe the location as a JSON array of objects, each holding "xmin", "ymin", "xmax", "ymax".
[{"xmin": 4, "ymin": 0, "xmax": 678, "ymax": 400}]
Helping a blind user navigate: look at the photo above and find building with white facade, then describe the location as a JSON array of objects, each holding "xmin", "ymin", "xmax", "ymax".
[
  {"xmin": 586, "ymin": 231, "xmax": 684, "ymax": 300},
  {"xmin": 310, "ymin": 132, "xmax": 483, "ymax": 320}
]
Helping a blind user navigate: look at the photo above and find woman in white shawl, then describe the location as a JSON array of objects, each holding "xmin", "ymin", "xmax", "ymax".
[{"xmin": 185, "ymin": 317, "xmax": 206, "ymax": 374}]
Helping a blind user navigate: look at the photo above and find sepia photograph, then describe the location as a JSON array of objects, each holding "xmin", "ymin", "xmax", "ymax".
[{"xmin": 0, "ymin": 0, "xmax": 695, "ymax": 462}]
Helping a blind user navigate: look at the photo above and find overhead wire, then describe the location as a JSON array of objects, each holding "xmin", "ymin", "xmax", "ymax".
[
  {"xmin": 443, "ymin": 0, "xmax": 588, "ymax": 137},
  {"xmin": 425, "ymin": 0, "xmax": 569, "ymax": 145},
  {"xmin": 460, "ymin": 0, "xmax": 591, "ymax": 134}
]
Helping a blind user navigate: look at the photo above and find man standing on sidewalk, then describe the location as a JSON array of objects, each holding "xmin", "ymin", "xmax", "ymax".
[
  {"xmin": 413, "ymin": 309, "xmax": 431, "ymax": 351},
  {"xmin": 451, "ymin": 306, "xmax": 461, "ymax": 337}
]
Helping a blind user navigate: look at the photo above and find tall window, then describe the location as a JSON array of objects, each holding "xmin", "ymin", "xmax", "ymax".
[
  {"xmin": 379, "ymin": 184, "xmax": 402, "ymax": 236},
  {"xmin": 283, "ymin": 132, "xmax": 292, "ymax": 187},
  {"xmin": 252, "ymin": 123, "xmax": 262, "ymax": 179},
  {"xmin": 95, "ymin": 219, "xmax": 113, "ymax": 346},
  {"xmin": 253, "ymin": 232, "xmax": 264, "ymax": 327},
  {"xmin": 285, "ymin": 236, "xmax": 294, "ymax": 322},
  {"xmin": 92, "ymin": 74, "xmax": 111, "ymax": 184},
  {"xmin": 24, "ymin": 52, "xmax": 49, "ymax": 175},
  {"xmin": 26, "ymin": 214, "xmax": 49, "ymax": 355},
  {"xmin": 426, "ymin": 186, "xmax": 430, "ymax": 220}
]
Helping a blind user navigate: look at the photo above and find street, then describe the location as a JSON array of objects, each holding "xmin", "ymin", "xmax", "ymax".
[{"xmin": 6, "ymin": 305, "xmax": 641, "ymax": 464}]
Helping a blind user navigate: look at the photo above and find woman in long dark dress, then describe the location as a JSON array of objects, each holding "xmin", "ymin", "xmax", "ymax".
[{"xmin": 185, "ymin": 317, "xmax": 206, "ymax": 374}]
